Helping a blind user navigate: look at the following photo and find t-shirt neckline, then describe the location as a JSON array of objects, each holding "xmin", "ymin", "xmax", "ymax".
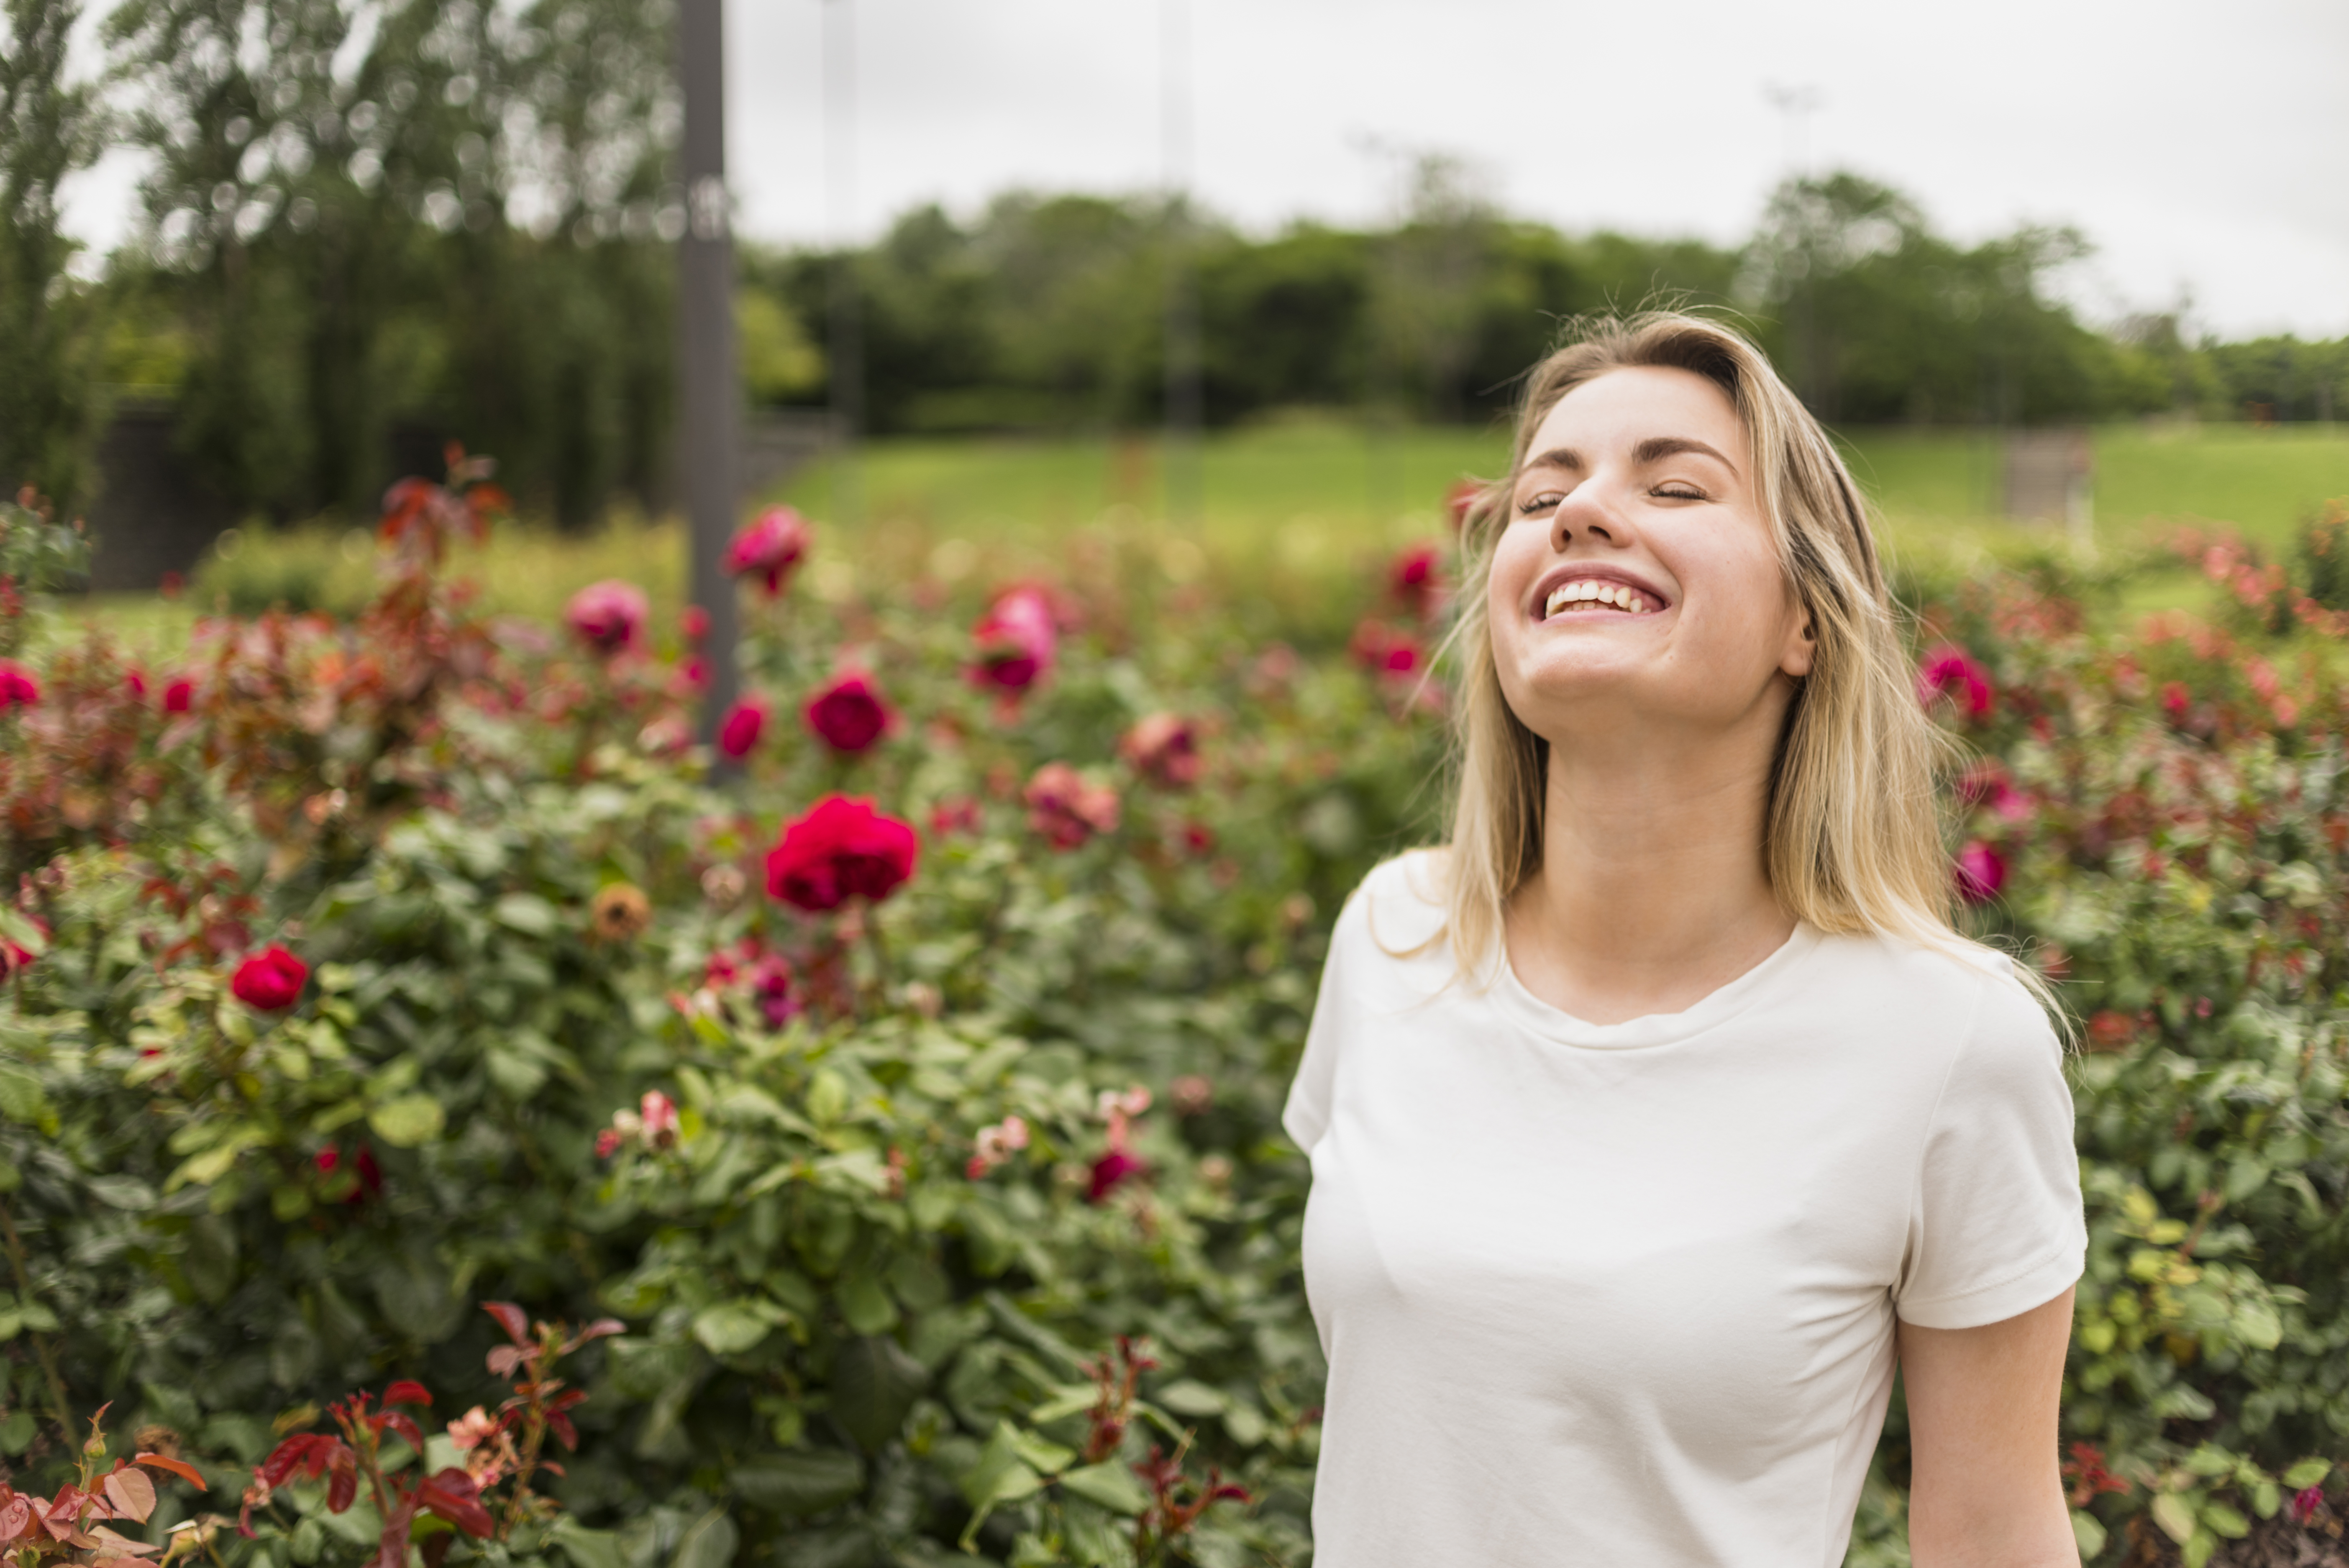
[{"xmin": 1492, "ymin": 920, "xmax": 1824, "ymax": 1050}]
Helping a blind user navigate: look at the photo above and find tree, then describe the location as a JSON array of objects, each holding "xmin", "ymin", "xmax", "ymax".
[{"xmin": 0, "ymin": 0, "xmax": 105, "ymax": 512}]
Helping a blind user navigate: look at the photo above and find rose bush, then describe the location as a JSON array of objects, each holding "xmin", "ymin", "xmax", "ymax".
[{"xmin": 6, "ymin": 464, "xmax": 2349, "ymax": 1567}]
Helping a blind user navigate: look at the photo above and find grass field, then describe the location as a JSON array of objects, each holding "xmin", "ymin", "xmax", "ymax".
[{"xmin": 49, "ymin": 418, "xmax": 2349, "ymax": 656}]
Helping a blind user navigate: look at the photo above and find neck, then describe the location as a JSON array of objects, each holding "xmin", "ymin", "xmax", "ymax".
[{"xmin": 1506, "ymin": 708, "xmax": 1796, "ymax": 1025}]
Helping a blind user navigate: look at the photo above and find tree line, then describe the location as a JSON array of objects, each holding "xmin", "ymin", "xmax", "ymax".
[{"xmin": 2, "ymin": 0, "xmax": 2344, "ymax": 525}]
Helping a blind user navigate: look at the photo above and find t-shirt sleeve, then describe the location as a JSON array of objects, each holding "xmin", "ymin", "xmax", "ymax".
[
  {"xmin": 1282, "ymin": 888, "xmax": 1363, "ymax": 1156},
  {"xmin": 1894, "ymin": 966, "xmax": 2087, "ymax": 1330}
]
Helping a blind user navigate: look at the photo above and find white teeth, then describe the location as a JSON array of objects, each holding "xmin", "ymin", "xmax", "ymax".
[{"xmin": 1543, "ymin": 579, "xmax": 1660, "ymax": 618}]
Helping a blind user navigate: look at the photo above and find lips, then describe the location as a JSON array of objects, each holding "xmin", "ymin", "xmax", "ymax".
[{"xmin": 1531, "ymin": 565, "xmax": 1672, "ymax": 622}]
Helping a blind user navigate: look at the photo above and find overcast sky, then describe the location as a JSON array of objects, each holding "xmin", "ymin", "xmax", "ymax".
[{"xmin": 65, "ymin": 0, "xmax": 2349, "ymax": 339}]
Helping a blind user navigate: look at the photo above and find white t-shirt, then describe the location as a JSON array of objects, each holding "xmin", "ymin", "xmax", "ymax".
[{"xmin": 1283, "ymin": 851, "xmax": 2085, "ymax": 1567}]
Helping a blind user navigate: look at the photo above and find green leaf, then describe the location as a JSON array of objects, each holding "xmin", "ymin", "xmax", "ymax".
[
  {"xmin": 492, "ymin": 892, "xmax": 560, "ymax": 936},
  {"xmin": 830, "ymin": 1335, "xmax": 927, "ymax": 1454},
  {"xmin": 958, "ymin": 1425, "xmax": 1045, "ymax": 1549},
  {"xmin": 2285, "ymin": 1458, "xmax": 2331, "ymax": 1489},
  {"xmin": 670, "ymin": 1508, "xmax": 738, "ymax": 1568},
  {"xmin": 1058, "ymin": 1461, "xmax": 1149, "ymax": 1517},
  {"xmin": 807, "ymin": 1070, "xmax": 849, "ymax": 1127},
  {"xmin": 368, "ymin": 1094, "xmax": 446, "ymax": 1147},
  {"xmin": 2151, "ymin": 1494, "xmax": 2197, "ymax": 1544},
  {"xmin": 838, "ymin": 1270, "xmax": 898, "ymax": 1336},
  {"xmin": 548, "ymin": 1519, "xmax": 626, "ymax": 1568},
  {"xmin": 2232, "ymin": 1297, "xmax": 2283, "ymax": 1350},
  {"xmin": 1004, "ymin": 1427, "xmax": 1075, "ymax": 1477},
  {"xmin": 1153, "ymin": 1380, "xmax": 1227, "ymax": 1417},
  {"xmin": 2069, "ymin": 1510, "xmax": 2107, "ymax": 1560},
  {"xmin": 691, "ymin": 1302, "xmax": 773, "ymax": 1358},
  {"xmin": 1027, "ymin": 1384, "xmax": 1097, "ymax": 1424},
  {"xmin": 0, "ymin": 1065, "xmax": 47, "ymax": 1124},
  {"xmin": 2203, "ymin": 1501, "xmax": 2250, "ymax": 1538},
  {"xmin": 2183, "ymin": 1529, "xmax": 2216, "ymax": 1568},
  {"xmin": 730, "ymin": 1451, "xmax": 865, "ymax": 1518}
]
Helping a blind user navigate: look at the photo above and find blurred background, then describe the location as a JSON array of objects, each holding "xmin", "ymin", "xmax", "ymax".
[{"xmin": 4, "ymin": 0, "xmax": 2346, "ymax": 638}]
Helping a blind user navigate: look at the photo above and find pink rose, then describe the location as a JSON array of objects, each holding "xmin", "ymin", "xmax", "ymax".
[
  {"xmin": 566, "ymin": 580, "xmax": 649, "ymax": 656},
  {"xmin": 724, "ymin": 507, "xmax": 812, "ymax": 595},
  {"xmin": 1024, "ymin": 762, "xmax": 1120, "ymax": 850},
  {"xmin": 0, "ymin": 659, "xmax": 39, "ymax": 712},
  {"xmin": 1918, "ymin": 645, "xmax": 1993, "ymax": 718},
  {"xmin": 1954, "ymin": 840, "xmax": 2006, "ymax": 904},
  {"xmin": 970, "ymin": 587, "xmax": 1058, "ymax": 692},
  {"xmin": 1119, "ymin": 713, "xmax": 1200, "ymax": 789}
]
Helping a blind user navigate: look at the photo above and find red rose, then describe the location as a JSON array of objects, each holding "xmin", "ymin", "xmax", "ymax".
[
  {"xmin": 315, "ymin": 1144, "xmax": 383, "ymax": 1204},
  {"xmin": 1917, "ymin": 645, "xmax": 1993, "ymax": 719},
  {"xmin": 718, "ymin": 697, "xmax": 768, "ymax": 759},
  {"xmin": 1350, "ymin": 619, "xmax": 1424, "ymax": 677},
  {"xmin": 231, "ymin": 944, "xmax": 310, "ymax": 1010},
  {"xmin": 970, "ymin": 587, "xmax": 1058, "ymax": 692},
  {"xmin": 0, "ymin": 659, "xmax": 39, "ymax": 712},
  {"xmin": 764, "ymin": 794, "xmax": 920, "ymax": 912},
  {"xmin": 1087, "ymin": 1148, "xmax": 1145, "ymax": 1204},
  {"xmin": 163, "ymin": 676, "xmax": 195, "ymax": 713},
  {"xmin": 930, "ymin": 796, "xmax": 983, "ymax": 838},
  {"xmin": 1025, "ymin": 762, "xmax": 1120, "ymax": 850},
  {"xmin": 1, "ymin": 915, "xmax": 47, "ymax": 979},
  {"xmin": 1953, "ymin": 841, "xmax": 2006, "ymax": 904},
  {"xmin": 1387, "ymin": 543, "xmax": 1446, "ymax": 621},
  {"xmin": 724, "ymin": 506, "xmax": 812, "ymax": 595},
  {"xmin": 566, "ymin": 580, "xmax": 648, "ymax": 656},
  {"xmin": 1119, "ymin": 713, "xmax": 1200, "ymax": 789},
  {"xmin": 804, "ymin": 671, "xmax": 894, "ymax": 753}
]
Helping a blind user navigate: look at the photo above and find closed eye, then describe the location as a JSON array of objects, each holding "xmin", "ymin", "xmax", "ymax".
[
  {"xmin": 1653, "ymin": 484, "xmax": 1706, "ymax": 501},
  {"xmin": 1517, "ymin": 490, "xmax": 1565, "ymax": 515}
]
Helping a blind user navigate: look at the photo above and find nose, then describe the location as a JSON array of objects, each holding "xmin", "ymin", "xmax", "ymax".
[{"xmin": 1549, "ymin": 480, "xmax": 1627, "ymax": 553}]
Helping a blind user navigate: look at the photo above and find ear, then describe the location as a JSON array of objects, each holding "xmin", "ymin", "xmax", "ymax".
[{"xmin": 1779, "ymin": 602, "xmax": 1817, "ymax": 681}]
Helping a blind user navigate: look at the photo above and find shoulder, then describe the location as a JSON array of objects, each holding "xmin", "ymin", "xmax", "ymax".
[
  {"xmin": 1336, "ymin": 847, "xmax": 1452, "ymax": 958},
  {"xmin": 1809, "ymin": 928, "xmax": 2064, "ymax": 1078}
]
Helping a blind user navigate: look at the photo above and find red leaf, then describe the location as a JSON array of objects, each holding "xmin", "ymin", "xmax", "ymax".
[
  {"xmin": 382, "ymin": 1381, "xmax": 433, "ymax": 1408},
  {"xmin": 417, "ymin": 1472, "xmax": 493, "ymax": 1538},
  {"xmin": 0, "ymin": 1496, "xmax": 33, "ymax": 1542},
  {"xmin": 481, "ymin": 1302, "xmax": 530, "ymax": 1345},
  {"xmin": 259, "ymin": 1436, "xmax": 333, "ymax": 1489},
  {"xmin": 133, "ymin": 1455, "xmax": 207, "ymax": 1490},
  {"xmin": 102, "ymin": 1468, "xmax": 156, "ymax": 1524},
  {"xmin": 485, "ymin": 1346, "xmax": 525, "ymax": 1379},
  {"xmin": 548, "ymin": 1411, "xmax": 576, "ymax": 1451},
  {"xmin": 326, "ymin": 1453, "xmax": 357, "ymax": 1515},
  {"xmin": 378, "ymin": 1413, "xmax": 426, "ymax": 1457},
  {"xmin": 559, "ymin": 1318, "xmax": 625, "ymax": 1353}
]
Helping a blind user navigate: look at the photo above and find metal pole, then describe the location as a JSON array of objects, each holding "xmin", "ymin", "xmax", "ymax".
[
  {"xmin": 679, "ymin": 0, "xmax": 740, "ymax": 746},
  {"xmin": 824, "ymin": 0, "xmax": 863, "ymax": 526},
  {"xmin": 1160, "ymin": 0, "xmax": 1201, "ymax": 527}
]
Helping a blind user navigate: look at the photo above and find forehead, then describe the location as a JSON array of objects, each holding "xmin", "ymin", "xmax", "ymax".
[{"xmin": 1525, "ymin": 365, "xmax": 1747, "ymax": 462}]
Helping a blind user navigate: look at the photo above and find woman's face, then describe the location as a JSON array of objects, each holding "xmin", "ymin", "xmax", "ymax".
[{"xmin": 1487, "ymin": 364, "xmax": 1813, "ymax": 743}]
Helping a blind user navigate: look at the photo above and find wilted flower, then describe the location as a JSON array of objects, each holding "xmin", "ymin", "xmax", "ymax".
[
  {"xmin": 1086, "ymin": 1085, "xmax": 1152, "ymax": 1202},
  {"xmin": 446, "ymin": 1407, "xmax": 498, "ymax": 1452},
  {"xmin": 1918, "ymin": 645, "xmax": 1993, "ymax": 718},
  {"xmin": 1954, "ymin": 840, "xmax": 2006, "ymax": 904},
  {"xmin": 1025, "ymin": 762, "xmax": 1120, "ymax": 849},
  {"xmin": 1119, "ymin": 713, "xmax": 1200, "ymax": 789},
  {"xmin": 1957, "ymin": 763, "xmax": 2032, "ymax": 823},
  {"xmin": 589, "ymin": 882, "xmax": 653, "ymax": 943},
  {"xmin": 0, "ymin": 658, "xmax": 38, "ymax": 712},
  {"xmin": 724, "ymin": 506, "xmax": 812, "ymax": 595},
  {"xmin": 2292, "ymin": 1486, "xmax": 2324, "ymax": 1524},
  {"xmin": 598, "ymin": 1089, "xmax": 681, "ymax": 1158},
  {"xmin": 718, "ymin": 696, "xmax": 768, "ymax": 759},
  {"xmin": 1169, "ymin": 1075, "xmax": 1212, "ymax": 1116},
  {"xmin": 1197, "ymin": 1153, "xmax": 1234, "ymax": 1190},
  {"xmin": 971, "ymin": 587, "xmax": 1058, "ymax": 692},
  {"xmin": 231, "ymin": 944, "xmax": 309, "ymax": 1010},
  {"xmin": 804, "ymin": 671, "xmax": 894, "ymax": 753},
  {"xmin": 765, "ymin": 794, "xmax": 920, "ymax": 912},
  {"xmin": 1087, "ymin": 1148, "xmax": 1145, "ymax": 1203},
  {"xmin": 566, "ymin": 580, "xmax": 649, "ymax": 656},
  {"xmin": 965, "ymin": 1114, "xmax": 1031, "ymax": 1179}
]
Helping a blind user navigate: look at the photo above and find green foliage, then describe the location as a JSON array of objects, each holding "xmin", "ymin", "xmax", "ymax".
[
  {"xmin": 0, "ymin": 0, "xmax": 108, "ymax": 514},
  {"xmin": 15, "ymin": 464, "xmax": 2349, "ymax": 1565}
]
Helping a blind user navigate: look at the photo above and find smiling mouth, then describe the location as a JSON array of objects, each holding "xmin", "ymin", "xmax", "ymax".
[{"xmin": 1541, "ymin": 578, "xmax": 1661, "ymax": 620}]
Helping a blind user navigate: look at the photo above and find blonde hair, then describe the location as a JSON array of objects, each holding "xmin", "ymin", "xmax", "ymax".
[{"xmin": 1438, "ymin": 310, "xmax": 1979, "ymax": 985}]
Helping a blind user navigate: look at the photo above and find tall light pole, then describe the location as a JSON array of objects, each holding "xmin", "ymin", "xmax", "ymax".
[
  {"xmin": 679, "ymin": 0, "xmax": 740, "ymax": 745},
  {"xmin": 1160, "ymin": 0, "xmax": 1201, "ymax": 527},
  {"xmin": 824, "ymin": 0, "xmax": 863, "ymax": 526}
]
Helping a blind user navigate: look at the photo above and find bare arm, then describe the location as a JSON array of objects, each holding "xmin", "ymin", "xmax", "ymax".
[{"xmin": 1898, "ymin": 1286, "xmax": 2078, "ymax": 1568}]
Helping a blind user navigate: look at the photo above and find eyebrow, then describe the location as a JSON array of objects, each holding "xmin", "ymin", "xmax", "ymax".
[{"xmin": 1522, "ymin": 436, "xmax": 1741, "ymax": 477}]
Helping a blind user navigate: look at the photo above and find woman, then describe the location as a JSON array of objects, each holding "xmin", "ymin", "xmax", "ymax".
[{"xmin": 1284, "ymin": 313, "xmax": 2085, "ymax": 1565}]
